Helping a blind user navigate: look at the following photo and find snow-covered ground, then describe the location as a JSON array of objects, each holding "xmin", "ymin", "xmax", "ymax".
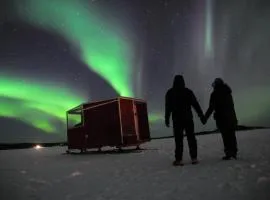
[{"xmin": 0, "ymin": 129, "xmax": 270, "ymax": 200}]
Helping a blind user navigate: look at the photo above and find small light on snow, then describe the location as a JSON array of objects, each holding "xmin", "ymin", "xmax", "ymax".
[
  {"xmin": 69, "ymin": 171, "xmax": 83, "ymax": 177},
  {"xmin": 250, "ymin": 164, "xmax": 256, "ymax": 168},
  {"xmin": 34, "ymin": 145, "xmax": 43, "ymax": 150}
]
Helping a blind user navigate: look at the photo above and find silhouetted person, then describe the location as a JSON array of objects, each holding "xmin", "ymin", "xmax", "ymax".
[
  {"xmin": 204, "ymin": 78, "xmax": 238, "ymax": 160},
  {"xmin": 165, "ymin": 75, "xmax": 204, "ymax": 166}
]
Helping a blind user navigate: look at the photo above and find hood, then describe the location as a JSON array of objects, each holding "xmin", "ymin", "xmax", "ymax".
[
  {"xmin": 212, "ymin": 78, "xmax": 232, "ymax": 93},
  {"xmin": 173, "ymin": 75, "xmax": 185, "ymax": 89}
]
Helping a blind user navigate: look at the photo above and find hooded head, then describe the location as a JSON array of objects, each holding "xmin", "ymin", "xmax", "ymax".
[
  {"xmin": 212, "ymin": 78, "xmax": 224, "ymax": 89},
  {"xmin": 212, "ymin": 78, "xmax": 232, "ymax": 93},
  {"xmin": 173, "ymin": 75, "xmax": 185, "ymax": 89}
]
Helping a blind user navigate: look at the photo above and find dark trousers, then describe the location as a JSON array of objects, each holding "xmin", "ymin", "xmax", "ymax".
[
  {"xmin": 217, "ymin": 122, "xmax": 238, "ymax": 157},
  {"xmin": 173, "ymin": 120, "xmax": 197, "ymax": 161}
]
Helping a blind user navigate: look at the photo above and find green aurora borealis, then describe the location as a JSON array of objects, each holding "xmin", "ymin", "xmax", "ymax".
[
  {"xmin": 2, "ymin": 0, "xmax": 137, "ymax": 134},
  {"xmin": 204, "ymin": 0, "xmax": 213, "ymax": 58},
  {"xmin": 0, "ymin": 75, "xmax": 163, "ymax": 133},
  {"xmin": 15, "ymin": 0, "xmax": 133, "ymax": 97},
  {"xmin": 0, "ymin": 76, "xmax": 85, "ymax": 133},
  {"xmin": 1, "ymin": 0, "xmax": 270, "ymax": 142}
]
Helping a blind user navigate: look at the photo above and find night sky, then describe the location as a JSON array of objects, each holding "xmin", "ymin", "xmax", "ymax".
[{"xmin": 1, "ymin": 0, "xmax": 270, "ymax": 143}]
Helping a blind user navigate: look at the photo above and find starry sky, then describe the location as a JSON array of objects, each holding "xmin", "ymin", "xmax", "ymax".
[{"xmin": 1, "ymin": 0, "xmax": 270, "ymax": 143}]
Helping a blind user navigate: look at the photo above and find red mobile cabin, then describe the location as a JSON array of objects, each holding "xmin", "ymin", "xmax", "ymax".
[{"xmin": 66, "ymin": 97, "xmax": 151, "ymax": 153}]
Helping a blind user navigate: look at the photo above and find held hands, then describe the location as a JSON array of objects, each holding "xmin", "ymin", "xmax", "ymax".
[{"xmin": 165, "ymin": 116, "xmax": 207, "ymax": 127}]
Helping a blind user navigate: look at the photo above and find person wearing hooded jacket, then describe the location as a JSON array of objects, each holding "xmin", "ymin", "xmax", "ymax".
[
  {"xmin": 204, "ymin": 78, "xmax": 238, "ymax": 160},
  {"xmin": 165, "ymin": 75, "xmax": 204, "ymax": 166}
]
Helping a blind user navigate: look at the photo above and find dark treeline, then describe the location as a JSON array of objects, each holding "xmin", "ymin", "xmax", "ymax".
[{"xmin": 0, "ymin": 125, "xmax": 268, "ymax": 150}]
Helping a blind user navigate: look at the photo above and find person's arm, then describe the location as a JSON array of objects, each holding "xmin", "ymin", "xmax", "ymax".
[
  {"xmin": 191, "ymin": 91, "xmax": 204, "ymax": 118},
  {"xmin": 165, "ymin": 91, "xmax": 171, "ymax": 127},
  {"xmin": 204, "ymin": 93, "xmax": 215, "ymax": 121}
]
